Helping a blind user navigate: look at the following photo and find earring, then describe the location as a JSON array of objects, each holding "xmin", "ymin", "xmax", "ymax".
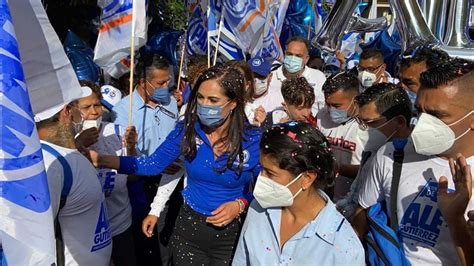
[{"xmin": 301, "ymin": 186, "xmax": 306, "ymax": 191}]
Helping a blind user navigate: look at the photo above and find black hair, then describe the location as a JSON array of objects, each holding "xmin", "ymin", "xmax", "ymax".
[
  {"xmin": 281, "ymin": 77, "xmax": 315, "ymax": 108},
  {"xmin": 322, "ymin": 72, "xmax": 359, "ymax": 97},
  {"xmin": 400, "ymin": 46, "xmax": 449, "ymax": 70},
  {"xmin": 182, "ymin": 64, "xmax": 247, "ymax": 172},
  {"xmin": 78, "ymin": 80, "xmax": 102, "ymax": 100},
  {"xmin": 227, "ymin": 60, "xmax": 255, "ymax": 102},
  {"xmin": 420, "ymin": 58, "xmax": 474, "ymax": 89},
  {"xmin": 286, "ymin": 36, "xmax": 310, "ymax": 53},
  {"xmin": 355, "ymin": 83, "xmax": 412, "ymax": 125},
  {"xmin": 137, "ymin": 54, "xmax": 170, "ymax": 80},
  {"xmin": 260, "ymin": 122, "xmax": 336, "ymax": 190},
  {"xmin": 360, "ymin": 48, "xmax": 384, "ymax": 62}
]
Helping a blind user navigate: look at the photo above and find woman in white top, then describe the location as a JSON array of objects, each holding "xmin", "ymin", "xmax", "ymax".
[
  {"xmin": 233, "ymin": 122, "xmax": 364, "ymax": 265},
  {"xmin": 74, "ymin": 81, "xmax": 138, "ymax": 266}
]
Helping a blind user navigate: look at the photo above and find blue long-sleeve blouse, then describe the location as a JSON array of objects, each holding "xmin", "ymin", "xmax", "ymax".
[{"xmin": 119, "ymin": 121, "xmax": 261, "ymax": 215}]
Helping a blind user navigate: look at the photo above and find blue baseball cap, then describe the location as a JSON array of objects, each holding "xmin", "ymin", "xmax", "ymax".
[{"xmin": 248, "ymin": 57, "xmax": 272, "ymax": 77}]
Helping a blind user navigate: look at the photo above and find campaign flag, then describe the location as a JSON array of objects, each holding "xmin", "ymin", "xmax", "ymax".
[
  {"xmin": 186, "ymin": 1, "xmax": 208, "ymax": 56},
  {"xmin": 0, "ymin": 0, "xmax": 55, "ymax": 264},
  {"xmin": 252, "ymin": 0, "xmax": 289, "ymax": 61},
  {"xmin": 207, "ymin": 0, "xmax": 244, "ymax": 60},
  {"xmin": 313, "ymin": 0, "xmax": 323, "ymax": 35},
  {"xmin": 222, "ymin": 0, "xmax": 267, "ymax": 52},
  {"xmin": 8, "ymin": 0, "xmax": 84, "ymax": 117},
  {"xmin": 94, "ymin": 0, "xmax": 147, "ymax": 72}
]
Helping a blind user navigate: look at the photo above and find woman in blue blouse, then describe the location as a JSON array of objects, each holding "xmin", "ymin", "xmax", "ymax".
[
  {"xmin": 91, "ymin": 65, "xmax": 261, "ymax": 265},
  {"xmin": 232, "ymin": 122, "xmax": 364, "ymax": 265}
]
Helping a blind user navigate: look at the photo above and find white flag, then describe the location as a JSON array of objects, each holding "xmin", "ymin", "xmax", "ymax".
[
  {"xmin": 94, "ymin": 0, "xmax": 147, "ymax": 76},
  {"xmin": 9, "ymin": 0, "xmax": 84, "ymax": 118}
]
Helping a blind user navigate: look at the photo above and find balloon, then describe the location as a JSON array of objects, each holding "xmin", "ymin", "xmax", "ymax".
[
  {"xmin": 144, "ymin": 31, "xmax": 184, "ymax": 66},
  {"xmin": 64, "ymin": 30, "xmax": 100, "ymax": 83},
  {"xmin": 389, "ymin": 0, "xmax": 441, "ymax": 52},
  {"xmin": 345, "ymin": 16, "xmax": 389, "ymax": 34},
  {"xmin": 444, "ymin": 0, "xmax": 474, "ymax": 48},
  {"xmin": 312, "ymin": 0, "xmax": 361, "ymax": 52},
  {"xmin": 420, "ymin": 0, "xmax": 448, "ymax": 42},
  {"xmin": 442, "ymin": 46, "xmax": 474, "ymax": 60},
  {"xmin": 360, "ymin": 30, "xmax": 402, "ymax": 75}
]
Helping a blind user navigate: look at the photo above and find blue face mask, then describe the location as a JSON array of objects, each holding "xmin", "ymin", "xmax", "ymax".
[
  {"xmin": 329, "ymin": 107, "xmax": 350, "ymax": 124},
  {"xmin": 406, "ymin": 89, "xmax": 417, "ymax": 105},
  {"xmin": 283, "ymin": 55, "xmax": 304, "ymax": 74},
  {"xmin": 197, "ymin": 101, "xmax": 230, "ymax": 127},
  {"xmin": 147, "ymin": 81, "xmax": 171, "ymax": 105}
]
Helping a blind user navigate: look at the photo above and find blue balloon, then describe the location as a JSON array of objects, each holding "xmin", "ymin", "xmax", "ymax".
[
  {"xmin": 360, "ymin": 30, "xmax": 402, "ymax": 76},
  {"xmin": 143, "ymin": 31, "xmax": 184, "ymax": 66},
  {"xmin": 64, "ymin": 31, "xmax": 100, "ymax": 83}
]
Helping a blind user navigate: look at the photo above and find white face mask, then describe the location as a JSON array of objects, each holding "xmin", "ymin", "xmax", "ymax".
[
  {"xmin": 254, "ymin": 78, "xmax": 269, "ymax": 96},
  {"xmin": 82, "ymin": 116, "xmax": 102, "ymax": 131},
  {"xmin": 411, "ymin": 111, "xmax": 473, "ymax": 156},
  {"xmin": 358, "ymin": 70, "xmax": 378, "ymax": 88},
  {"xmin": 359, "ymin": 117, "xmax": 397, "ymax": 152},
  {"xmin": 253, "ymin": 172, "xmax": 304, "ymax": 209}
]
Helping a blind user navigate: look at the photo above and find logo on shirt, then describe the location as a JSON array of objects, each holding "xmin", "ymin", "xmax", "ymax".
[
  {"xmin": 233, "ymin": 150, "xmax": 250, "ymax": 167},
  {"xmin": 399, "ymin": 179, "xmax": 454, "ymax": 247},
  {"xmin": 98, "ymin": 170, "xmax": 116, "ymax": 197},
  {"xmin": 326, "ymin": 135, "xmax": 356, "ymax": 152},
  {"xmin": 91, "ymin": 202, "xmax": 112, "ymax": 252}
]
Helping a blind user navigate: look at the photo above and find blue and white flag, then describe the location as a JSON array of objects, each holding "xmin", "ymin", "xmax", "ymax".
[
  {"xmin": 252, "ymin": 0, "xmax": 288, "ymax": 61},
  {"xmin": 94, "ymin": 0, "xmax": 148, "ymax": 76},
  {"xmin": 222, "ymin": 0, "xmax": 266, "ymax": 53},
  {"xmin": 313, "ymin": 0, "xmax": 323, "ymax": 35},
  {"xmin": 207, "ymin": 0, "xmax": 244, "ymax": 60},
  {"xmin": 0, "ymin": 0, "xmax": 55, "ymax": 265},
  {"xmin": 186, "ymin": 0, "xmax": 243, "ymax": 60}
]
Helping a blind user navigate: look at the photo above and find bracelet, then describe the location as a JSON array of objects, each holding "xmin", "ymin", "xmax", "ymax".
[
  {"xmin": 236, "ymin": 198, "xmax": 246, "ymax": 214},
  {"xmin": 236, "ymin": 197, "xmax": 249, "ymax": 214}
]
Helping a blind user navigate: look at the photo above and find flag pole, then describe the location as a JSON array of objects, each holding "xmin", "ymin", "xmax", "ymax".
[
  {"xmin": 307, "ymin": 24, "xmax": 311, "ymax": 40},
  {"xmin": 128, "ymin": 0, "xmax": 137, "ymax": 127},
  {"xmin": 207, "ymin": 0, "xmax": 211, "ymax": 68},
  {"xmin": 213, "ymin": 13, "xmax": 224, "ymax": 66},
  {"xmin": 177, "ymin": 32, "xmax": 187, "ymax": 92}
]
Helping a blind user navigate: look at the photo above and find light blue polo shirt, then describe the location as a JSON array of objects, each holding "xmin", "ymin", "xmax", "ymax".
[{"xmin": 112, "ymin": 89, "xmax": 178, "ymax": 156}]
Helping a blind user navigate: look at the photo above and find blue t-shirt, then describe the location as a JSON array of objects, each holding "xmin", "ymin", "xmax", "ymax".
[{"xmin": 119, "ymin": 121, "xmax": 261, "ymax": 215}]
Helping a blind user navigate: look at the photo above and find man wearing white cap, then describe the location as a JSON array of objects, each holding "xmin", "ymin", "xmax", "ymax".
[{"xmin": 35, "ymin": 85, "xmax": 112, "ymax": 266}]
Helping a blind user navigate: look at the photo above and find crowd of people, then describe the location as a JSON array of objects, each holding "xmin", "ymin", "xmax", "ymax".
[{"xmin": 35, "ymin": 35, "xmax": 474, "ymax": 265}]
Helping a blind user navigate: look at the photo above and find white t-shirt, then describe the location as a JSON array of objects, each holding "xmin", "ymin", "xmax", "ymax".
[
  {"xmin": 358, "ymin": 140, "xmax": 474, "ymax": 265},
  {"xmin": 89, "ymin": 122, "xmax": 132, "ymax": 236},
  {"xmin": 317, "ymin": 108, "xmax": 366, "ymax": 201},
  {"xmin": 258, "ymin": 66, "xmax": 326, "ymax": 115},
  {"xmin": 41, "ymin": 141, "xmax": 112, "ymax": 266}
]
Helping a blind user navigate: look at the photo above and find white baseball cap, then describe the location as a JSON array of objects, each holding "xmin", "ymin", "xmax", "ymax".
[
  {"xmin": 34, "ymin": 86, "xmax": 92, "ymax": 122},
  {"xmin": 100, "ymin": 85, "xmax": 122, "ymax": 110}
]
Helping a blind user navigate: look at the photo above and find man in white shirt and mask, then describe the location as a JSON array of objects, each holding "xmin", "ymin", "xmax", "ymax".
[
  {"xmin": 35, "ymin": 86, "xmax": 112, "ymax": 266},
  {"xmin": 355, "ymin": 59, "xmax": 474, "ymax": 265},
  {"xmin": 338, "ymin": 82, "xmax": 414, "ymax": 219},
  {"xmin": 266, "ymin": 36, "xmax": 326, "ymax": 115},
  {"xmin": 317, "ymin": 72, "xmax": 364, "ymax": 201},
  {"xmin": 357, "ymin": 48, "xmax": 398, "ymax": 91}
]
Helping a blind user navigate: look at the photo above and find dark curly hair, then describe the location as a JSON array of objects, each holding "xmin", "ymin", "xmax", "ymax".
[
  {"xmin": 420, "ymin": 58, "xmax": 474, "ymax": 89},
  {"xmin": 281, "ymin": 77, "xmax": 315, "ymax": 108},
  {"xmin": 260, "ymin": 122, "xmax": 336, "ymax": 190},
  {"xmin": 182, "ymin": 64, "xmax": 247, "ymax": 172},
  {"xmin": 400, "ymin": 45, "xmax": 449, "ymax": 70}
]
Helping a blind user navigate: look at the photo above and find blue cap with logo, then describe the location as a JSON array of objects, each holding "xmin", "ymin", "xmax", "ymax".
[{"xmin": 248, "ymin": 57, "xmax": 272, "ymax": 77}]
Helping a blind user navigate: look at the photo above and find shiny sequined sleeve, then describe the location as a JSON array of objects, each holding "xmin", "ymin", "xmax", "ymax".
[{"xmin": 118, "ymin": 122, "xmax": 185, "ymax": 175}]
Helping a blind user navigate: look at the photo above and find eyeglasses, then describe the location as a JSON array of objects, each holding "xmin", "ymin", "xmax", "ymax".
[
  {"xmin": 356, "ymin": 116, "xmax": 387, "ymax": 130},
  {"xmin": 154, "ymin": 105, "xmax": 177, "ymax": 123},
  {"xmin": 357, "ymin": 63, "xmax": 383, "ymax": 74}
]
